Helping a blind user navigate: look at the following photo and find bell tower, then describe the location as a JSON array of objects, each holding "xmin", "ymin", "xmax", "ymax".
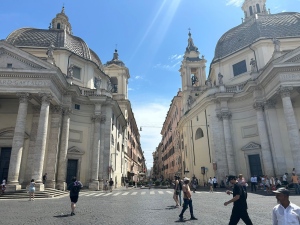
[
  {"xmin": 179, "ymin": 31, "xmax": 206, "ymax": 113},
  {"xmin": 242, "ymin": 0, "xmax": 267, "ymax": 19},
  {"xmin": 104, "ymin": 49, "xmax": 130, "ymax": 100}
]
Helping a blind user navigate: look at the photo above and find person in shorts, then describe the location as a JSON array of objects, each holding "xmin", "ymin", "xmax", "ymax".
[
  {"xmin": 28, "ymin": 179, "xmax": 35, "ymax": 201},
  {"xmin": 67, "ymin": 177, "xmax": 83, "ymax": 216}
]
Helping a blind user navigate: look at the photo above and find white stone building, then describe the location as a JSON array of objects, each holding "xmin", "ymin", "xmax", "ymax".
[
  {"xmin": 0, "ymin": 7, "xmax": 143, "ymax": 191},
  {"xmin": 173, "ymin": 0, "xmax": 300, "ymax": 184}
]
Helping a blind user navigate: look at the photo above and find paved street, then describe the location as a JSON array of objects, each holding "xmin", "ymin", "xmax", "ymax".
[{"xmin": 1, "ymin": 188, "xmax": 300, "ymax": 225}]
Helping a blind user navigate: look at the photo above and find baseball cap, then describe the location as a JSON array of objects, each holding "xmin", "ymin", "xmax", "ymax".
[
  {"xmin": 273, "ymin": 188, "xmax": 290, "ymax": 195},
  {"xmin": 183, "ymin": 177, "xmax": 190, "ymax": 181}
]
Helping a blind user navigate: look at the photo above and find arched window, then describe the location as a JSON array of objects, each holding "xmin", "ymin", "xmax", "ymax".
[
  {"xmin": 57, "ymin": 23, "xmax": 61, "ymax": 29},
  {"xmin": 256, "ymin": 4, "xmax": 261, "ymax": 13},
  {"xmin": 249, "ymin": 6, "xmax": 253, "ymax": 16},
  {"xmin": 195, "ymin": 128, "xmax": 204, "ymax": 140}
]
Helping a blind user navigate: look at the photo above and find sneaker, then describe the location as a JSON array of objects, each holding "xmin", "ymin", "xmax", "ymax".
[
  {"xmin": 179, "ymin": 217, "xmax": 184, "ymax": 222},
  {"xmin": 71, "ymin": 212, "xmax": 75, "ymax": 216},
  {"xmin": 190, "ymin": 217, "xmax": 198, "ymax": 220}
]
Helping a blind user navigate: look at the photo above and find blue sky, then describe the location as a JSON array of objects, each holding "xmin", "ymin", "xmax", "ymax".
[{"xmin": 1, "ymin": 0, "xmax": 300, "ymax": 169}]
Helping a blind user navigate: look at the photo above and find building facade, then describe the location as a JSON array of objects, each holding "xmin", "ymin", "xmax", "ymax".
[
  {"xmin": 155, "ymin": 0, "xmax": 300, "ymax": 184},
  {"xmin": 0, "ymin": 7, "xmax": 144, "ymax": 191}
]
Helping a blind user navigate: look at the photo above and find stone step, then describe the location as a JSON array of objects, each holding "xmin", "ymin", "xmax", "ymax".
[{"xmin": 0, "ymin": 188, "xmax": 68, "ymax": 200}]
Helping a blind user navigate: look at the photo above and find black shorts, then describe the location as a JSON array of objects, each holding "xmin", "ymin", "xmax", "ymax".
[{"xmin": 70, "ymin": 196, "xmax": 79, "ymax": 203}]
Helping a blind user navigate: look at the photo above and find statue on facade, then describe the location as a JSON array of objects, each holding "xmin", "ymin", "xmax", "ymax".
[
  {"xmin": 107, "ymin": 81, "xmax": 112, "ymax": 92},
  {"xmin": 250, "ymin": 58, "xmax": 257, "ymax": 73},
  {"xmin": 205, "ymin": 78, "xmax": 212, "ymax": 87},
  {"xmin": 187, "ymin": 95, "xmax": 193, "ymax": 107},
  {"xmin": 46, "ymin": 43, "xmax": 55, "ymax": 59},
  {"xmin": 273, "ymin": 38, "xmax": 281, "ymax": 52},
  {"xmin": 66, "ymin": 64, "xmax": 74, "ymax": 78},
  {"xmin": 218, "ymin": 72, "xmax": 224, "ymax": 85},
  {"xmin": 94, "ymin": 77, "xmax": 101, "ymax": 89}
]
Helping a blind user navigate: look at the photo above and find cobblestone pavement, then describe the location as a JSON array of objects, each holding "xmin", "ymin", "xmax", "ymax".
[{"xmin": 1, "ymin": 188, "xmax": 300, "ymax": 225}]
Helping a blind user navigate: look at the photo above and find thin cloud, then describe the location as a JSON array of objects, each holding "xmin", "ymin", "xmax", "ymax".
[
  {"xmin": 154, "ymin": 53, "xmax": 183, "ymax": 71},
  {"xmin": 135, "ymin": 76, "xmax": 142, "ymax": 79},
  {"xmin": 128, "ymin": 87, "xmax": 134, "ymax": 91},
  {"xmin": 169, "ymin": 54, "xmax": 183, "ymax": 60},
  {"xmin": 226, "ymin": 0, "xmax": 243, "ymax": 7}
]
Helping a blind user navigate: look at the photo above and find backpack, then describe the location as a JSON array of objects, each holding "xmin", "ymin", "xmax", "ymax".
[{"xmin": 72, "ymin": 181, "xmax": 81, "ymax": 193}]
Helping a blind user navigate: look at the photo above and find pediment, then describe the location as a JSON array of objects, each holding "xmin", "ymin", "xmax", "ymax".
[
  {"xmin": 67, "ymin": 146, "xmax": 85, "ymax": 155},
  {"xmin": 0, "ymin": 41, "xmax": 56, "ymax": 70},
  {"xmin": 241, "ymin": 142, "xmax": 261, "ymax": 151},
  {"xmin": 275, "ymin": 46, "xmax": 300, "ymax": 64},
  {"xmin": 0, "ymin": 127, "xmax": 29, "ymax": 139}
]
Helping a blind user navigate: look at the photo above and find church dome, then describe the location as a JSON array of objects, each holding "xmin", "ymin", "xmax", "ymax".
[
  {"xmin": 5, "ymin": 28, "xmax": 102, "ymax": 67},
  {"xmin": 213, "ymin": 12, "xmax": 300, "ymax": 62}
]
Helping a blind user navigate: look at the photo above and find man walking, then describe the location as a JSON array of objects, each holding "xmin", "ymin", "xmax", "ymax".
[
  {"xmin": 109, "ymin": 178, "xmax": 114, "ymax": 192},
  {"xmin": 42, "ymin": 173, "xmax": 47, "ymax": 185},
  {"xmin": 67, "ymin": 177, "xmax": 83, "ymax": 216},
  {"xmin": 291, "ymin": 173, "xmax": 300, "ymax": 195},
  {"xmin": 224, "ymin": 175, "xmax": 253, "ymax": 225},
  {"xmin": 272, "ymin": 187, "xmax": 300, "ymax": 224},
  {"xmin": 178, "ymin": 177, "xmax": 198, "ymax": 222},
  {"xmin": 250, "ymin": 175, "xmax": 257, "ymax": 192}
]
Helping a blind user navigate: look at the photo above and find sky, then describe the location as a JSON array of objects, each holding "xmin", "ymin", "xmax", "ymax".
[{"xmin": 1, "ymin": 0, "xmax": 300, "ymax": 169}]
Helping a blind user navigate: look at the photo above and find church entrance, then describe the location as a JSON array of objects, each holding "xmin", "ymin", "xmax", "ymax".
[
  {"xmin": 248, "ymin": 154, "xmax": 262, "ymax": 176},
  {"xmin": 66, "ymin": 159, "xmax": 78, "ymax": 186},
  {"xmin": 0, "ymin": 147, "xmax": 12, "ymax": 182}
]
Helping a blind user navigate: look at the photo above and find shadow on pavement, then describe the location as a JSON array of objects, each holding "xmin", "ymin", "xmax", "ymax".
[
  {"xmin": 53, "ymin": 214, "xmax": 71, "ymax": 218},
  {"xmin": 165, "ymin": 205, "xmax": 179, "ymax": 210}
]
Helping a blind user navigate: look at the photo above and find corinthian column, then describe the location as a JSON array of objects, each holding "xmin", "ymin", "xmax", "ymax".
[
  {"xmin": 220, "ymin": 111, "xmax": 236, "ymax": 175},
  {"xmin": 32, "ymin": 93, "xmax": 52, "ymax": 191},
  {"xmin": 253, "ymin": 102, "xmax": 274, "ymax": 176},
  {"xmin": 45, "ymin": 106, "xmax": 62, "ymax": 188},
  {"xmin": 7, "ymin": 93, "xmax": 30, "ymax": 191},
  {"xmin": 99, "ymin": 114, "xmax": 106, "ymax": 189},
  {"xmin": 278, "ymin": 87, "xmax": 300, "ymax": 173},
  {"xmin": 89, "ymin": 114, "xmax": 101, "ymax": 190},
  {"xmin": 56, "ymin": 107, "xmax": 71, "ymax": 191}
]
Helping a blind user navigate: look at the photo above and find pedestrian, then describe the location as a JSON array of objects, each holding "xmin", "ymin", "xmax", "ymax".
[
  {"xmin": 192, "ymin": 176, "xmax": 198, "ymax": 193},
  {"xmin": 250, "ymin": 175, "xmax": 257, "ymax": 192},
  {"xmin": 270, "ymin": 176, "xmax": 276, "ymax": 191},
  {"xmin": 238, "ymin": 174, "xmax": 247, "ymax": 192},
  {"xmin": 213, "ymin": 176, "xmax": 218, "ymax": 190},
  {"xmin": 272, "ymin": 187, "xmax": 300, "ymax": 224},
  {"xmin": 177, "ymin": 177, "xmax": 183, "ymax": 206},
  {"xmin": 291, "ymin": 173, "xmax": 300, "ymax": 195},
  {"xmin": 1, "ymin": 178, "xmax": 6, "ymax": 194},
  {"xmin": 265, "ymin": 175, "xmax": 271, "ymax": 194},
  {"xmin": 224, "ymin": 175, "xmax": 253, "ymax": 225},
  {"xmin": 42, "ymin": 173, "xmax": 47, "ymax": 185},
  {"xmin": 67, "ymin": 176, "xmax": 83, "ymax": 216},
  {"xmin": 173, "ymin": 176, "xmax": 179, "ymax": 207},
  {"xmin": 275, "ymin": 178, "xmax": 282, "ymax": 189},
  {"xmin": 109, "ymin": 178, "xmax": 114, "ymax": 192},
  {"xmin": 282, "ymin": 173, "xmax": 288, "ymax": 186},
  {"xmin": 261, "ymin": 175, "xmax": 266, "ymax": 191},
  {"xmin": 178, "ymin": 177, "xmax": 198, "ymax": 222},
  {"xmin": 208, "ymin": 177, "xmax": 214, "ymax": 193},
  {"xmin": 28, "ymin": 179, "xmax": 35, "ymax": 201},
  {"xmin": 292, "ymin": 168, "xmax": 297, "ymax": 175}
]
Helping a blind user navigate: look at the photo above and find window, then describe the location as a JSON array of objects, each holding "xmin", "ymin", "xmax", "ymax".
[
  {"xmin": 57, "ymin": 23, "xmax": 61, "ymax": 29},
  {"xmin": 73, "ymin": 66, "xmax": 81, "ymax": 80},
  {"xmin": 75, "ymin": 104, "xmax": 80, "ymax": 110},
  {"xmin": 256, "ymin": 4, "xmax": 261, "ymax": 13},
  {"xmin": 195, "ymin": 128, "xmax": 204, "ymax": 140},
  {"xmin": 7, "ymin": 63, "xmax": 12, "ymax": 68},
  {"xmin": 249, "ymin": 6, "xmax": 253, "ymax": 16},
  {"xmin": 233, "ymin": 60, "xmax": 247, "ymax": 76}
]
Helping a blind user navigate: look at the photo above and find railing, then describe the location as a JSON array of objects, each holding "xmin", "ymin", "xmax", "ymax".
[{"xmin": 225, "ymin": 81, "xmax": 248, "ymax": 93}]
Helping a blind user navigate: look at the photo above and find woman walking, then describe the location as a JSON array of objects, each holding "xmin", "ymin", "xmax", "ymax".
[
  {"xmin": 208, "ymin": 177, "xmax": 213, "ymax": 193},
  {"xmin": 1, "ymin": 178, "xmax": 6, "ymax": 194},
  {"xmin": 28, "ymin": 179, "xmax": 36, "ymax": 201}
]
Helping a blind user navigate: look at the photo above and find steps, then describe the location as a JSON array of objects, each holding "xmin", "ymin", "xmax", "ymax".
[{"xmin": 0, "ymin": 188, "xmax": 68, "ymax": 200}]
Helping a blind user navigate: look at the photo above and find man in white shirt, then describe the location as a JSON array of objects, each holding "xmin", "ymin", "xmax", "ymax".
[
  {"xmin": 250, "ymin": 175, "xmax": 257, "ymax": 193},
  {"xmin": 282, "ymin": 173, "xmax": 288, "ymax": 186},
  {"xmin": 272, "ymin": 187, "xmax": 300, "ymax": 225}
]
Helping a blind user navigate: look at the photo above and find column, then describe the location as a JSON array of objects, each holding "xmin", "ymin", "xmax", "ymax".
[
  {"xmin": 89, "ymin": 114, "xmax": 101, "ymax": 190},
  {"xmin": 99, "ymin": 114, "xmax": 106, "ymax": 189},
  {"xmin": 102, "ymin": 106, "xmax": 112, "ymax": 181},
  {"xmin": 56, "ymin": 107, "xmax": 71, "ymax": 190},
  {"xmin": 44, "ymin": 106, "xmax": 62, "ymax": 188},
  {"xmin": 24, "ymin": 106, "xmax": 39, "ymax": 183},
  {"xmin": 264, "ymin": 100, "xmax": 286, "ymax": 176},
  {"xmin": 253, "ymin": 102, "xmax": 274, "ymax": 176},
  {"xmin": 32, "ymin": 93, "xmax": 52, "ymax": 191},
  {"xmin": 220, "ymin": 111, "xmax": 236, "ymax": 175},
  {"xmin": 7, "ymin": 93, "xmax": 30, "ymax": 191},
  {"xmin": 279, "ymin": 87, "xmax": 300, "ymax": 173}
]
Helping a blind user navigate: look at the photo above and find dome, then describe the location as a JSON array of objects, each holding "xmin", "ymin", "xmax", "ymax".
[
  {"xmin": 5, "ymin": 27, "xmax": 102, "ymax": 67},
  {"xmin": 213, "ymin": 12, "xmax": 300, "ymax": 62}
]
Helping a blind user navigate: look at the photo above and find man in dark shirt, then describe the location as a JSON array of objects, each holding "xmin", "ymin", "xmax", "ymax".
[
  {"xmin": 67, "ymin": 177, "xmax": 83, "ymax": 216},
  {"xmin": 109, "ymin": 178, "xmax": 114, "ymax": 192},
  {"xmin": 224, "ymin": 175, "xmax": 253, "ymax": 225}
]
